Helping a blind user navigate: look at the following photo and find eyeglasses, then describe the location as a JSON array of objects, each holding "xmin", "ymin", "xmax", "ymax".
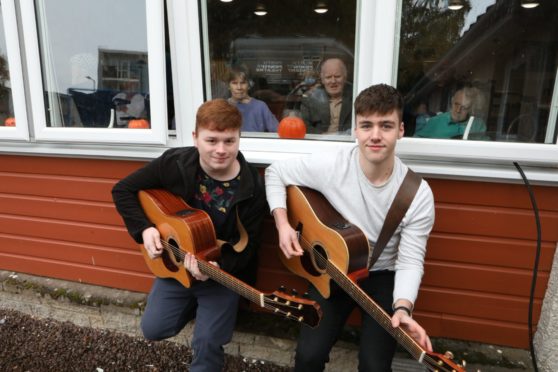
[{"xmin": 452, "ymin": 101, "xmax": 471, "ymax": 111}]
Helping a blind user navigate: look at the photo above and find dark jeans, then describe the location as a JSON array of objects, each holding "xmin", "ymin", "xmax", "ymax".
[
  {"xmin": 141, "ymin": 277, "xmax": 240, "ymax": 372},
  {"xmin": 294, "ymin": 270, "xmax": 397, "ymax": 372}
]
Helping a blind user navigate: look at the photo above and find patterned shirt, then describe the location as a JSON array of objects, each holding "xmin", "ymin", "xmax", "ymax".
[{"xmin": 191, "ymin": 170, "xmax": 241, "ymax": 230}]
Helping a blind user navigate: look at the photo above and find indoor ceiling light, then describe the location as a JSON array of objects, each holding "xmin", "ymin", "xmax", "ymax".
[
  {"xmin": 254, "ymin": 3, "xmax": 267, "ymax": 16},
  {"xmin": 520, "ymin": 0, "xmax": 540, "ymax": 8},
  {"xmin": 447, "ymin": 0, "xmax": 464, "ymax": 10},
  {"xmin": 314, "ymin": 1, "xmax": 328, "ymax": 14},
  {"xmin": 220, "ymin": 0, "xmax": 233, "ymax": 2}
]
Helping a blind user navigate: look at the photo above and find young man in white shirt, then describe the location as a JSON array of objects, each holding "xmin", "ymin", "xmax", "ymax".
[{"xmin": 266, "ymin": 84, "xmax": 435, "ymax": 371}]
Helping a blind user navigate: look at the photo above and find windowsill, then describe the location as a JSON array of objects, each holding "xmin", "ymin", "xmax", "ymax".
[{"xmin": 0, "ymin": 137, "xmax": 557, "ymax": 185}]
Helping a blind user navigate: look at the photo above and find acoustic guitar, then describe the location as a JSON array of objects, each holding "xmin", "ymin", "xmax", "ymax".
[
  {"xmin": 283, "ymin": 185, "xmax": 466, "ymax": 371},
  {"xmin": 137, "ymin": 188, "xmax": 322, "ymax": 328}
]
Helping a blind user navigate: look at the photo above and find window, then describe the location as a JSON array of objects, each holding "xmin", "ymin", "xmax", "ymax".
[
  {"xmin": 203, "ymin": 0, "xmax": 357, "ymax": 140},
  {"xmin": 398, "ymin": 0, "xmax": 558, "ymax": 144},
  {"xmin": 0, "ymin": 0, "xmax": 29, "ymax": 140},
  {"xmin": 20, "ymin": 0, "xmax": 168, "ymax": 144},
  {"xmin": 0, "ymin": 6, "xmax": 13, "ymax": 128}
]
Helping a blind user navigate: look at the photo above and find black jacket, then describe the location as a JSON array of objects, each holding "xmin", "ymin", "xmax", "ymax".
[{"xmin": 111, "ymin": 147, "xmax": 268, "ymax": 284}]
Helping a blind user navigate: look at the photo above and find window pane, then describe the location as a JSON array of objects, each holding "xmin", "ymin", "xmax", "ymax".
[
  {"xmin": 35, "ymin": 0, "xmax": 150, "ymax": 129},
  {"xmin": 205, "ymin": 0, "xmax": 356, "ymax": 139},
  {"xmin": 0, "ymin": 5, "xmax": 14, "ymax": 127},
  {"xmin": 398, "ymin": 0, "xmax": 558, "ymax": 144}
]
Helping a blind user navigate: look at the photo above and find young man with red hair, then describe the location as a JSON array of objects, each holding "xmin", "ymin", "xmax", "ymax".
[{"xmin": 112, "ymin": 99, "xmax": 267, "ymax": 371}]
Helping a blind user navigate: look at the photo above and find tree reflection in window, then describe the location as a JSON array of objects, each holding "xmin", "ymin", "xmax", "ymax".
[{"xmin": 398, "ymin": 0, "xmax": 558, "ymax": 144}]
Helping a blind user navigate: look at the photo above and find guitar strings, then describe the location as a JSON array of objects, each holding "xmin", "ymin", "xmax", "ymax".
[
  {"xmin": 154, "ymin": 238, "xmax": 312, "ymax": 323},
  {"xmin": 296, "ymin": 235, "xmax": 459, "ymax": 372}
]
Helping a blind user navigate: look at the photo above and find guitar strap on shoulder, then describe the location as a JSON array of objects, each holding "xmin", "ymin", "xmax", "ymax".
[
  {"xmin": 368, "ymin": 169, "xmax": 422, "ymax": 269},
  {"xmin": 217, "ymin": 208, "xmax": 248, "ymax": 253}
]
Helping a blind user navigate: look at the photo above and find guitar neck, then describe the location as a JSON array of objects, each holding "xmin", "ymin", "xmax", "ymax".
[
  {"xmin": 325, "ymin": 261, "xmax": 426, "ymax": 362},
  {"xmin": 197, "ymin": 260, "xmax": 264, "ymax": 306}
]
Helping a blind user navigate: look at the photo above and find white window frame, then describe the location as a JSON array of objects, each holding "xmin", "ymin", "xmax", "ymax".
[
  {"xmin": 390, "ymin": 0, "xmax": 558, "ymax": 181},
  {"xmin": 166, "ymin": 0, "xmax": 205, "ymax": 147},
  {"xmin": 0, "ymin": 0, "xmax": 30, "ymax": 141},
  {"xmin": 182, "ymin": 0, "xmax": 558, "ymax": 183},
  {"xmin": 20, "ymin": 0, "xmax": 167, "ymax": 145},
  {"xmin": 0, "ymin": 0, "xmax": 555, "ymax": 184}
]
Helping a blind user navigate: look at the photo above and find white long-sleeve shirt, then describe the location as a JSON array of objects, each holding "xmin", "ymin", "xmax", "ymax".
[{"xmin": 265, "ymin": 146, "xmax": 435, "ymax": 305}]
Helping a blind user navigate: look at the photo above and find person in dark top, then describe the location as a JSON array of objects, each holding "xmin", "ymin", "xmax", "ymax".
[
  {"xmin": 112, "ymin": 98, "xmax": 267, "ymax": 372},
  {"xmin": 301, "ymin": 58, "xmax": 353, "ymax": 134}
]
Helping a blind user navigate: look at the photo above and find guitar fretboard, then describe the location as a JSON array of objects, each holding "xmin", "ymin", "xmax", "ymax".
[
  {"xmin": 325, "ymin": 259, "xmax": 425, "ymax": 361},
  {"xmin": 198, "ymin": 260, "xmax": 263, "ymax": 306}
]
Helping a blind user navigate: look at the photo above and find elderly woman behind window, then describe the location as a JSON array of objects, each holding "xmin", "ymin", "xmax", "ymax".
[{"xmin": 226, "ymin": 67, "xmax": 278, "ymax": 133}]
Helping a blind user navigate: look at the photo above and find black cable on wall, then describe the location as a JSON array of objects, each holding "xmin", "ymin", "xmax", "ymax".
[{"xmin": 513, "ymin": 161, "xmax": 541, "ymax": 372}]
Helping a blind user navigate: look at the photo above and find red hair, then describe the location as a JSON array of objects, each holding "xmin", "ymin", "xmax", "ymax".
[{"xmin": 195, "ymin": 99, "xmax": 242, "ymax": 132}]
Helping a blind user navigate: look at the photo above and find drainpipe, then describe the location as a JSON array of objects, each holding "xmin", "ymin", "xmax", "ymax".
[{"xmin": 534, "ymin": 243, "xmax": 558, "ymax": 371}]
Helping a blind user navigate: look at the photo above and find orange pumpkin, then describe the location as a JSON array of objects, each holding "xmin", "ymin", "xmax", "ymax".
[
  {"xmin": 4, "ymin": 117, "xmax": 15, "ymax": 127},
  {"xmin": 128, "ymin": 119, "xmax": 150, "ymax": 129},
  {"xmin": 278, "ymin": 115, "xmax": 306, "ymax": 139}
]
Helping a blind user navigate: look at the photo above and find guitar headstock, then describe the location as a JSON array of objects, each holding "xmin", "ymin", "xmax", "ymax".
[
  {"xmin": 424, "ymin": 350, "xmax": 467, "ymax": 372},
  {"xmin": 264, "ymin": 290, "xmax": 322, "ymax": 328}
]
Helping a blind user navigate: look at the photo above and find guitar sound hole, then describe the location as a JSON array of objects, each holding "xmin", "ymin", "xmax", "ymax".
[
  {"xmin": 161, "ymin": 238, "xmax": 181, "ymax": 273},
  {"xmin": 312, "ymin": 245, "xmax": 328, "ymax": 271},
  {"xmin": 301, "ymin": 244, "xmax": 328, "ymax": 276}
]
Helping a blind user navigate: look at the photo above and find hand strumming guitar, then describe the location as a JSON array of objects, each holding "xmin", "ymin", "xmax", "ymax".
[
  {"xmin": 142, "ymin": 227, "xmax": 163, "ymax": 259},
  {"xmin": 273, "ymin": 208, "xmax": 304, "ymax": 259}
]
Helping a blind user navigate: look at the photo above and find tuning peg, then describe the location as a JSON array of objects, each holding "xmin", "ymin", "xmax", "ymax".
[
  {"xmin": 291, "ymin": 289, "xmax": 298, "ymax": 296},
  {"xmin": 278, "ymin": 285, "xmax": 286, "ymax": 292},
  {"xmin": 444, "ymin": 351, "xmax": 454, "ymax": 360}
]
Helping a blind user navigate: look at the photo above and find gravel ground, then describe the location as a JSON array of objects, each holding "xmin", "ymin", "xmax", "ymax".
[{"xmin": 0, "ymin": 308, "xmax": 290, "ymax": 372}]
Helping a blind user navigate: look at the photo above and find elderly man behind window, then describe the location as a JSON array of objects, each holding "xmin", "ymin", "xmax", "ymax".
[
  {"xmin": 301, "ymin": 58, "xmax": 353, "ymax": 134},
  {"xmin": 414, "ymin": 87, "xmax": 487, "ymax": 139}
]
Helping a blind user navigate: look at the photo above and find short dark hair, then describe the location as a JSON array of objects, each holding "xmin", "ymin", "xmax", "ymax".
[
  {"xmin": 354, "ymin": 84, "xmax": 404, "ymax": 120},
  {"xmin": 227, "ymin": 66, "xmax": 249, "ymax": 83},
  {"xmin": 195, "ymin": 99, "xmax": 242, "ymax": 133}
]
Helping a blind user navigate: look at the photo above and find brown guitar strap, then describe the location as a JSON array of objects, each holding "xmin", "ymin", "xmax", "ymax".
[
  {"xmin": 368, "ymin": 169, "xmax": 422, "ymax": 269},
  {"xmin": 217, "ymin": 208, "xmax": 248, "ymax": 252}
]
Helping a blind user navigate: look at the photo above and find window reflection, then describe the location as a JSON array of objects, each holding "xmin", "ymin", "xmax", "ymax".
[
  {"xmin": 35, "ymin": 0, "xmax": 150, "ymax": 128},
  {"xmin": 205, "ymin": 0, "xmax": 356, "ymax": 139},
  {"xmin": 398, "ymin": 0, "xmax": 558, "ymax": 143},
  {"xmin": 0, "ymin": 5, "xmax": 14, "ymax": 127}
]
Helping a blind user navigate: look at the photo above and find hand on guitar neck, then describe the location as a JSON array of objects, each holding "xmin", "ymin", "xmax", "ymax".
[
  {"xmin": 391, "ymin": 305, "xmax": 432, "ymax": 352},
  {"xmin": 185, "ymin": 252, "xmax": 217, "ymax": 281}
]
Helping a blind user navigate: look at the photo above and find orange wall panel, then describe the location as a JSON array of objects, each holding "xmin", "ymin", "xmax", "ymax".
[
  {"xmin": 426, "ymin": 233, "xmax": 555, "ymax": 270},
  {"xmin": 0, "ymin": 154, "xmax": 556, "ymax": 349},
  {"xmin": 0, "ymin": 194, "xmax": 122, "ymax": 225},
  {"xmin": 0, "ymin": 254, "xmax": 154, "ymax": 293},
  {"xmin": 417, "ymin": 287, "xmax": 541, "ymax": 324}
]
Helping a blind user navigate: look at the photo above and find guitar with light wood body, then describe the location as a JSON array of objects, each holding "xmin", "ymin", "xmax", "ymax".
[
  {"xmin": 138, "ymin": 188, "xmax": 322, "ymax": 328},
  {"xmin": 282, "ymin": 185, "xmax": 466, "ymax": 371}
]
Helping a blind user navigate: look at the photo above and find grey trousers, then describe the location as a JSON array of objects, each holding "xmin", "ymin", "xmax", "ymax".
[{"xmin": 141, "ymin": 277, "xmax": 240, "ymax": 372}]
